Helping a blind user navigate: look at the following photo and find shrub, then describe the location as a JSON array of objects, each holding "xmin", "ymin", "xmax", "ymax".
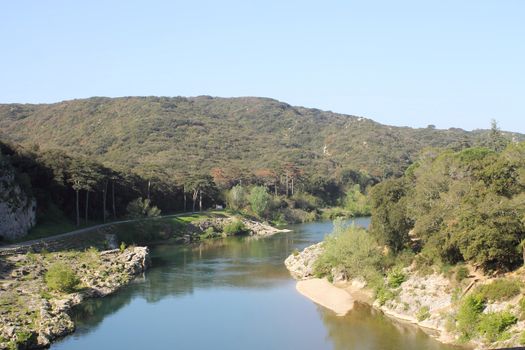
[
  {"xmin": 200, "ymin": 227, "xmax": 217, "ymax": 239},
  {"xmin": 387, "ymin": 269, "xmax": 406, "ymax": 288},
  {"xmin": 126, "ymin": 197, "xmax": 161, "ymax": 218},
  {"xmin": 119, "ymin": 241, "xmax": 127, "ymax": 252},
  {"xmin": 416, "ymin": 306, "xmax": 431, "ymax": 321},
  {"xmin": 223, "ymin": 219, "xmax": 247, "ymax": 236},
  {"xmin": 375, "ymin": 286, "xmax": 395, "ymax": 306},
  {"xmin": 477, "ymin": 311, "xmax": 517, "ymax": 342},
  {"xmin": 520, "ymin": 330, "xmax": 525, "ymax": 345},
  {"xmin": 45, "ymin": 263, "xmax": 80, "ymax": 293},
  {"xmin": 457, "ymin": 293, "xmax": 486, "ymax": 340},
  {"xmin": 455, "ymin": 266, "xmax": 469, "ymax": 283},
  {"xmin": 344, "ymin": 184, "xmax": 371, "ymax": 216},
  {"xmin": 475, "ymin": 279, "xmax": 522, "ymax": 301},
  {"xmin": 314, "ymin": 219, "xmax": 382, "ymax": 283}
]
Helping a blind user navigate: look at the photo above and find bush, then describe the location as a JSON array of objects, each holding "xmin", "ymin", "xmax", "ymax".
[
  {"xmin": 520, "ymin": 330, "xmax": 525, "ymax": 345},
  {"xmin": 223, "ymin": 219, "xmax": 247, "ymax": 236},
  {"xmin": 313, "ymin": 219, "xmax": 382, "ymax": 283},
  {"xmin": 477, "ymin": 311, "xmax": 517, "ymax": 342},
  {"xmin": 455, "ymin": 266, "xmax": 470, "ymax": 283},
  {"xmin": 457, "ymin": 293, "xmax": 486, "ymax": 340},
  {"xmin": 375, "ymin": 285, "xmax": 396, "ymax": 306},
  {"xmin": 387, "ymin": 269, "xmax": 406, "ymax": 288},
  {"xmin": 126, "ymin": 197, "xmax": 161, "ymax": 218},
  {"xmin": 416, "ymin": 306, "xmax": 431, "ymax": 321},
  {"xmin": 45, "ymin": 263, "xmax": 80, "ymax": 293},
  {"xmin": 519, "ymin": 296, "xmax": 525, "ymax": 320},
  {"xmin": 200, "ymin": 227, "xmax": 217, "ymax": 239},
  {"xmin": 344, "ymin": 184, "xmax": 371, "ymax": 216},
  {"xmin": 291, "ymin": 192, "xmax": 321, "ymax": 211},
  {"xmin": 475, "ymin": 279, "xmax": 522, "ymax": 301}
]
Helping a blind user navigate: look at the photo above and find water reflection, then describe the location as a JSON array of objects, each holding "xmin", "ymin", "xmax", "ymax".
[
  {"xmin": 319, "ymin": 303, "xmax": 458, "ymax": 350},
  {"xmin": 54, "ymin": 218, "xmax": 456, "ymax": 350}
]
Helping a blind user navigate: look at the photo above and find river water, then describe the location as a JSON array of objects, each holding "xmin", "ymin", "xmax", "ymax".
[{"xmin": 52, "ymin": 218, "xmax": 457, "ymax": 350}]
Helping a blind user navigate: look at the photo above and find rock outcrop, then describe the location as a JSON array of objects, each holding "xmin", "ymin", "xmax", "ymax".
[
  {"xmin": 284, "ymin": 242, "xmax": 323, "ymax": 280},
  {"xmin": 0, "ymin": 158, "xmax": 36, "ymax": 240},
  {"xmin": 0, "ymin": 246, "xmax": 149, "ymax": 349}
]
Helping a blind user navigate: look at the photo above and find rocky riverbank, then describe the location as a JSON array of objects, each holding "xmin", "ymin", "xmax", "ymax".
[
  {"xmin": 0, "ymin": 246, "xmax": 149, "ymax": 349},
  {"xmin": 285, "ymin": 243, "xmax": 525, "ymax": 350},
  {"xmin": 179, "ymin": 215, "xmax": 290, "ymax": 243}
]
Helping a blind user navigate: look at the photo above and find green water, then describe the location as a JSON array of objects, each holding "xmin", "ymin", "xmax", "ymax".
[{"xmin": 52, "ymin": 218, "xmax": 457, "ymax": 350}]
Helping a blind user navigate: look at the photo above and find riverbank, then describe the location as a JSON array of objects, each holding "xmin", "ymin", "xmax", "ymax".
[
  {"xmin": 0, "ymin": 246, "xmax": 149, "ymax": 349},
  {"xmin": 0, "ymin": 214, "xmax": 288, "ymax": 349},
  {"xmin": 285, "ymin": 243, "xmax": 525, "ymax": 350}
]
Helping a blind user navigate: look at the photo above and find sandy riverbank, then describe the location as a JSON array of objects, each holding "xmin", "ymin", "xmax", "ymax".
[{"xmin": 296, "ymin": 278, "xmax": 355, "ymax": 316}]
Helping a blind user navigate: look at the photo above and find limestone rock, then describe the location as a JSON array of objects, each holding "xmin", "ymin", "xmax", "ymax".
[{"xmin": 284, "ymin": 243, "xmax": 324, "ymax": 280}]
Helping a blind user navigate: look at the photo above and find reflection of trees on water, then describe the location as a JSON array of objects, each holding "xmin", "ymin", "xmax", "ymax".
[
  {"xmin": 319, "ymin": 303, "xmax": 456, "ymax": 350},
  {"xmin": 68, "ymin": 232, "xmax": 306, "ymax": 334}
]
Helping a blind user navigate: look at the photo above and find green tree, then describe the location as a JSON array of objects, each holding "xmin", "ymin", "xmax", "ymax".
[
  {"xmin": 126, "ymin": 197, "xmax": 161, "ymax": 218},
  {"xmin": 370, "ymin": 178, "xmax": 412, "ymax": 253},
  {"xmin": 249, "ymin": 186, "xmax": 271, "ymax": 218},
  {"xmin": 227, "ymin": 184, "xmax": 246, "ymax": 211}
]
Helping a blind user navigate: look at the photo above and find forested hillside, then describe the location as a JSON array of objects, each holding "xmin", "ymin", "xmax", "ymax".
[
  {"xmin": 1, "ymin": 96, "xmax": 520, "ymax": 180},
  {"xmin": 1, "ymin": 96, "xmax": 522, "ymax": 238}
]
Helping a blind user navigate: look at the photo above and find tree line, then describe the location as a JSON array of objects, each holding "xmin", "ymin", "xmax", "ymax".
[
  {"xmin": 369, "ymin": 131, "xmax": 525, "ymax": 271},
  {"xmin": 0, "ymin": 140, "xmax": 374, "ymax": 232}
]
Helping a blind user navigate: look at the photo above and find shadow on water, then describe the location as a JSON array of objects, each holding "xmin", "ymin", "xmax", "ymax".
[{"xmin": 319, "ymin": 303, "xmax": 460, "ymax": 350}]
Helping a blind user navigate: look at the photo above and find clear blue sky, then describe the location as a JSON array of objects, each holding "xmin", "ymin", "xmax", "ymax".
[{"xmin": 1, "ymin": 0, "xmax": 524, "ymax": 132}]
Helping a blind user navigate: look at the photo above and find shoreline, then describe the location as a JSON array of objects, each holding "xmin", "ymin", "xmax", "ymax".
[
  {"xmin": 284, "ymin": 244, "xmax": 475, "ymax": 349},
  {"xmin": 0, "ymin": 247, "xmax": 150, "ymax": 349},
  {"xmin": 296, "ymin": 278, "xmax": 355, "ymax": 316}
]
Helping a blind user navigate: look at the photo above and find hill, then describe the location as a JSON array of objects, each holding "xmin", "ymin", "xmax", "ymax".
[{"xmin": 1, "ymin": 96, "xmax": 519, "ymax": 181}]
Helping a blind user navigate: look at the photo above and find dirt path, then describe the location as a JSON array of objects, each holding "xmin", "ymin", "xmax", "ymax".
[{"xmin": 0, "ymin": 211, "xmax": 199, "ymax": 253}]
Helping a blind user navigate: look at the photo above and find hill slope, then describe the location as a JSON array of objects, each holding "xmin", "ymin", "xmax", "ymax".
[{"xmin": 0, "ymin": 96, "xmax": 521, "ymax": 179}]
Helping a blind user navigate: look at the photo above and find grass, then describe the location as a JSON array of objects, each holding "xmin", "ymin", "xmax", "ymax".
[
  {"xmin": 474, "ymin": 279, "xmax": 522, "ymax": 301},
  {"xmin": 45, "ymin": 262, "xmax": 80, "ymax": 293},
  {"xmin": 223, "ymin": 219, "xmax": 248, "ymax": 235}
]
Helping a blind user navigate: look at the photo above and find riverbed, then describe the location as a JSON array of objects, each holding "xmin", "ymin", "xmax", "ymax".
[{"xmin": 51, "ymin": 218, "xmax": 457, "ymax": 350}]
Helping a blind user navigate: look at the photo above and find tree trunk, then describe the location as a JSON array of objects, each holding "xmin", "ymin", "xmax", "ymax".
[
  {"xmin": 285, "ymin": 174, "xmax": 289, "ymax": 197},
  {"xmin": 85, "ymin": 190, "xmax": 89, "ymax": 225},
  {"xmin": 183, "ymin": 187, "xmax": 187, "ymax": 212},
  {"xmin": 112, "ymin": 180, "xmax": 116, "ymax": 218},
  {"xmin": 199, "ymin": 190, "xmax": 202, "ymax": 212},
  {"xmin": 291, "ymin": 177, "xmax": 294, "ymax": 196},
  {"xmin": 147, "ymin": 179, "xmax": 151, "ymax": 200},
  {"xmin": 274, "ymin": 181, "xmax": 277, "ymax": 196},
  {"xmin": 192, "ymin": 189, "xmax": 198, "ymax": 212},
  {"xmin": 75, "ymin": 189, "xmax": 80, "ymax": 227},
  {"xmin": 523, "ymin": 244, "xmax": 525, "ymax": 265},
  {"xmin": 102, "ymin": 180, "xmax": 108, "ymax": 223}
]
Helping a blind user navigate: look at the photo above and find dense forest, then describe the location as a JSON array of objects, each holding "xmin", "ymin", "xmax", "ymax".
[
  {"xmin": 370, "ymin": 140, "xmax": 525, "ymax": 272},
  {"xmin": 1, "ymin": 96, "xmax": 523, "ymax": 238}
]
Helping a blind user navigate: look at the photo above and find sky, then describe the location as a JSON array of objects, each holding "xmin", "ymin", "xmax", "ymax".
[{"xmin": 1, "ymin": 0, "xmax": 524, "ymax": 133}]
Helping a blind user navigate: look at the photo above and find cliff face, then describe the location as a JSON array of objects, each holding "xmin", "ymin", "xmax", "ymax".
[{"xmin": 0, "ymin": 157, "xmax": 36, "ymax": 240}]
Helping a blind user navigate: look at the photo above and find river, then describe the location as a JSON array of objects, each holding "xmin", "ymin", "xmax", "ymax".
[{"xmin": 52, "ymin": 218, "xmax": 457, "ymax": 350}]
